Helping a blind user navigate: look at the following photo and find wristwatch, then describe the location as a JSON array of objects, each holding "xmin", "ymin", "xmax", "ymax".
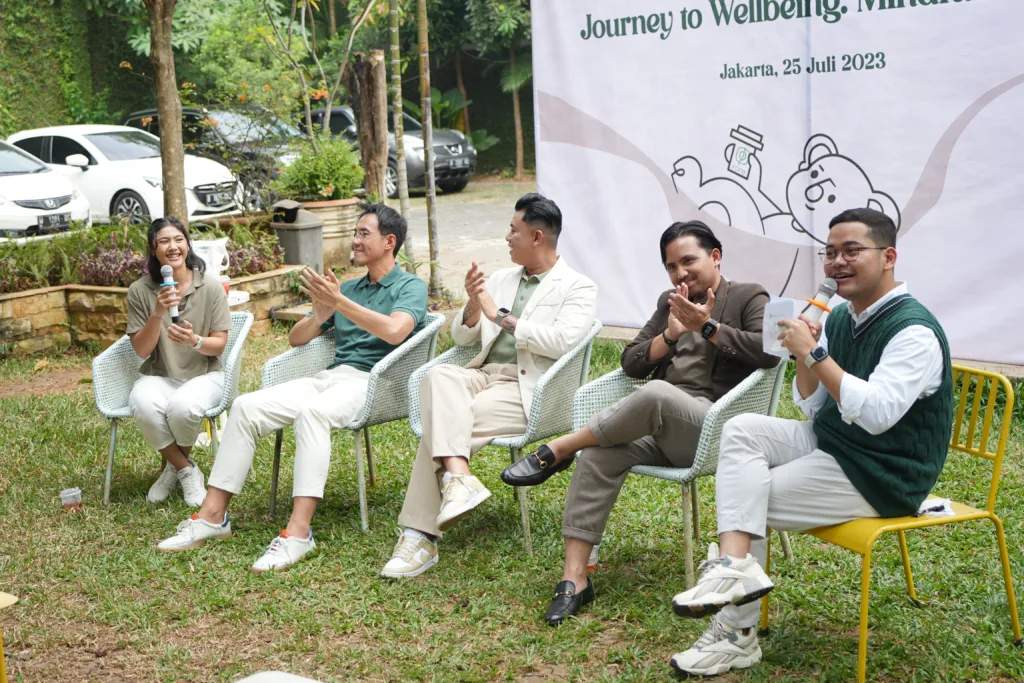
[
  {"xmin": 193, "ymin": 335, "xmax": 204, "ymax": 350},
  {"xmin": 662, "ymin": 329, "xmax": 678, "ymax": 346},
  {"xmin": 495, "ymin": 307, "xmax": 511, "ymax": 327},
  {"xmin": 700, "ymin": 318, "xmax": 720, "ymax": 340},
  {"xmin": 804, "ymin": 345, "xmax": 828, "ymax": 368}
]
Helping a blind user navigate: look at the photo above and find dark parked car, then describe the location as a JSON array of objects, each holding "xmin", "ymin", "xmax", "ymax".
[
  {"xmin": 308, "ymin": 106, "xmax": 476, "ymax": 199},
  {"xmin": 124, "ymin": 106, "xmax": 301, "ymax": 210}
]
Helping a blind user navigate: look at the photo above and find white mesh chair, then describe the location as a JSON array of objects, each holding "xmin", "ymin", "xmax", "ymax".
[
  {"xmin": 261, "ymin": 312, "xmax": 446, "ymax": 530},
  {"xmin": 91, "ymin": 310, "xmax": 255, "ymax": 506},
  {"xmin": 408, "ymin": 320, "xmax": 604, "ymax": 554},
  {"xmin": 571, "ymin": 361, "xmax": 790, "ymax": 587}
]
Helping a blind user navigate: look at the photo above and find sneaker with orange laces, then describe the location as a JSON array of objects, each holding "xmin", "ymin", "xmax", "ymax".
[
  {"xmin": 251, "ymin": 529, "xmax": 316, "ymax": 573},
  {"xmin": 156, "ymin": 513, "xmax": 232, "ymax": 552}
]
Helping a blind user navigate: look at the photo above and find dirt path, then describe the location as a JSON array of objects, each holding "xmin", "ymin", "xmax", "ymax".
[{"xmin": 0, "ymin": 366, "xmax": 91, "ymax": 400}]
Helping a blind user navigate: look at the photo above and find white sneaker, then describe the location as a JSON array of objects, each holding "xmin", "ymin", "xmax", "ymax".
[
  {"xmin": 672, "ymin": 546, "xmax": 773, "ymax": 618},
  {"xmin": 176, "ymin": 464, "xmax": 207, "ymax": 507},
  {"xmin": 251, "ymin": 530, "xmax": 316, "ymax": 573},
  {"xmin": 147, "ymin": 462, "xmax": 179, "ymax": 503},
  {"xmin": 381, "ymin": 529, "xmax": 439, "ymax": 578},
  {"xmin": 436, "ymin": 473, "xmax": 491, "ymax": 532},
  {"xmin": 669, "ymin": 616, "xmax": 762, "ymax": 676},
  {"xmin": 157, "ymin": 513, "xmax": 232, "ymax": 552}
]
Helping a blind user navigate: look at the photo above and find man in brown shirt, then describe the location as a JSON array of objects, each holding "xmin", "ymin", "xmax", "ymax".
[{"xmin": 500, "ymin": 220, "xmax": 780, "ymax": 625}]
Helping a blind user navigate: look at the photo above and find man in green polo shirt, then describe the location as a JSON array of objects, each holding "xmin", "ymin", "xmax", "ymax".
[{"xmin": 156, "ymin": 203, "xmax": 427, "ymax": 572}]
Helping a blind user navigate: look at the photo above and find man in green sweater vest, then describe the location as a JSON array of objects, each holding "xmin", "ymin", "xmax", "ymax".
[{"xmin": 669, "ymin": 207, "xmax": 953, "ymax": 677}]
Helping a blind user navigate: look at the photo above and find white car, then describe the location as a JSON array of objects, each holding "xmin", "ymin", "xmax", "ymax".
[
  {"xmin": 0, "ymin": 140, "xmax": 91, "ymax": 238},
  {"xmin": 7, "ymin": 125, "xmax": 239, "ymax": 224}
]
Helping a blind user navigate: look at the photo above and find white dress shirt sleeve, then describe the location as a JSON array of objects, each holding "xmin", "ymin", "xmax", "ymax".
[
  {"xmin": 837, "ymin": 325, "xmax": 944, "ymax": 436},
  {"xmin": 792, "ymin": 327, "xmax": 830, "ymax": 420}
]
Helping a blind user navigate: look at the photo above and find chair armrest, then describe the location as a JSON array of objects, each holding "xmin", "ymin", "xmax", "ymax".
[
  {"xmin": 348, "ymin": 313, "xmax": 447, "ymax": 429},
  {"xmin": 91, "ymin": 336, "xmax": 145, "ymax": 419},
  {"xmin": 571, "ymin": 368, "xmax": 649, "ymax": 432},
  {"xmin": 407, "ymin": 343, "xmax": 482, "ymax": 437},
  {"xmin": 260, "ymin": 331, "xmax": 336, "ymax": 390},
  {"xmin": 206, "ymin": 311, "xmax": 254, "ymax": 418}
]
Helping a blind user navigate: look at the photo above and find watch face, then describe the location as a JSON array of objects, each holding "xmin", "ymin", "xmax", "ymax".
[{"xmin": 811, "ymin": 346, "xmax": 827, "ymax": 361}]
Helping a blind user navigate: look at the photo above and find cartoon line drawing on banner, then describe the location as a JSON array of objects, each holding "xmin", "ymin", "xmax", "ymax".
[{"xmin": 670, "ymin": 129, "xmax": 901, "ymax": 247}]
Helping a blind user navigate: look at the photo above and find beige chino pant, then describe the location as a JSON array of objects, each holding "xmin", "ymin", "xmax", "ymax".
[
  {"xmin": 563, "ymin": 380, "xmax": 713, "ymax": 545},
  {"xmin": 398, "ymin": 363, "xmax": 528, "ymax": 536}
]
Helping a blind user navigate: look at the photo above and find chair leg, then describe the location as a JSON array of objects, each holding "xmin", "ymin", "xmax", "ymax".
[
  {"xmin": 857, "ymin": 549, "xmax": 874, "ymax": 683},
  {"xmin": 512, "ymin": 447, "xmax": 533, "ymax": 555},
  {"xmin": 103, "ymin": 419, "xmax": 118, "ymax": 506},
  {"xmin": 365, "ymin": 428, "xmax": 375, "ymax": 487},
  {"xmin": 689, "ymin": 479, "xmax": 700, "ymax": 545},
  {"xmin": 897, "ymin": 530, "xmax": 917, "ymax": 601},
  {"xmin": 510, "ymin": 448, "xmax": 519, "ymax": 502},
  {"xmin": 779, "ymin": 530, "xmax": 795, "ymax": 562},
  {"xmin": 0, "ymin": 624, "xmax": 7, "ymax": 683},
  {"xmin": 759, "ymin": 533, "xmax": 772, "ymax": 634},
  {"xmin": 991, "ymin": 514, "xmax": 1024, "ymax": 645},
  {"xmin": 209, "ymin": 418, "xmax": 219, "ymax": 458},
  {"xmin": 355, "ymin": 428, "xmax": 369, "ymax": 532},
  {"xmin": 682, "ymin": 483, "xmax": 695, "ymax": 589},
  {"xmin": 269, "ymin": 430, "xmax": 283, "ymax": 518}
]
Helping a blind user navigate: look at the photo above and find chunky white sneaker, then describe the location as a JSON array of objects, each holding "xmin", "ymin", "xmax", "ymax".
[
  {"xmin": 147, "ymin": 462, "xmax": 179, "ymax": 503},
  {"xmin": 672, "ymin": 547, "xmax": 774, "ymax": 618},
  {"xmin": 176, "ymin": 464, "xmax": 207, "ymax": 507},
  {"xmin": 251, "ymin": 530, "xmax": 316, "ymax": 573},
  {"xmin": 157, "ymin": 513, "xmax": 232, "ymax": 552},
  {"xmin": 669, "ymin": 615, "xmax": 762, "ymax": 676},
  {"xmin": 436, "ymin": 473, "xmax": 491, "ymax": 532},
  {"xmin": 381, "ymin": 529, "xmax": 439, "ymax": 578}
]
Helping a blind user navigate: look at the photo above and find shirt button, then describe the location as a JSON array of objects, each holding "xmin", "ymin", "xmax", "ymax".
[{"xmin": 520, "ymin": 369, "xmax": 526, "ymax": 375}]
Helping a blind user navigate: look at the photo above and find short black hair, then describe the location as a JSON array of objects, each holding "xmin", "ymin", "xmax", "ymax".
[
  {"xmin": 659, "ymin": 220, "xmax": 723, "ymax": 264},
  {"xmin": 828, "ymin": 208, "xmax": 897, "ymax": 248},
  {"xmin": 358, "ymin": 203, "xmax": 407, "ymax": 256},
  {"xmin": 147, "ymin": 216, "xmax": 205, "ymax": 285},
  {"xmin": 514, "ymin": 193, "xmax": 562, "ymax": 243}
]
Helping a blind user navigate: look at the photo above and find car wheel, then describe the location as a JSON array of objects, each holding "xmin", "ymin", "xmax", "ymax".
[
  {"xmin": 439, "ymin": 179, "xmax": 469, "ymax": 194},
  {"xmin": 112, "ymin": 190, "xmax": 151, "ymax": 225},
  {"xmin": 385, "ymin": 161, "xmax": 399, "ymax": 199}
]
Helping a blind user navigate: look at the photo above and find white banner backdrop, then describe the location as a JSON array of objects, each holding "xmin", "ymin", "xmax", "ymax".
[{"xmin": 532, "ymin": 0, "xmax": 1024, "ymax": 364}]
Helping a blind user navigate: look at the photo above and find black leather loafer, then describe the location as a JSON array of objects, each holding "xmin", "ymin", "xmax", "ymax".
[
  {"xmin": 501, "ymin": 444, "xmax": 575, "ymax": 487},
  {"xmin": 544, "ymin": 578, "xmax": 595, "ymax": 626}
]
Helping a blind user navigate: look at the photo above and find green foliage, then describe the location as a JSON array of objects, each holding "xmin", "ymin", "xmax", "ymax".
[
  {"xmin": 465, "ymin": 0, "xmax": 531, "ymax": 56},
  {"xmin": 86, "ymin": 0, "xmax": 242, "ymax": 56},
  {"xmin": 466, "ymin": 129, "xmax": 500, "ymax": 153},
  {"xmin": 272, "ymin": 133, "xmax": 364, "ymax": 202},
  {"xmin": 403, "ymin": 87, "xmax": 469, "ymax": 129}
]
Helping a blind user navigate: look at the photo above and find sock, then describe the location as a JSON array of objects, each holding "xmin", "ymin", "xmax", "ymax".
[
  {"xmin": 442, "ymin": 471, "xmax": 453, "ymax": 486},
  {"xmin": 404, "ymin": 528, "xmax": 435, "ymax": 543}
]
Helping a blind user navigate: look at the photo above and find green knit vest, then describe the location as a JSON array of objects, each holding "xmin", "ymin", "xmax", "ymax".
[{"xmin": 812, "ymin": 294, "xmax": 953, "ymax": 518}]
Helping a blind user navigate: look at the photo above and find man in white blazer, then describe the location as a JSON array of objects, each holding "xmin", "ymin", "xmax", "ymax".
[{"xmin": 381, "ymin": 193, "xmax": 598, "ymax": 578}]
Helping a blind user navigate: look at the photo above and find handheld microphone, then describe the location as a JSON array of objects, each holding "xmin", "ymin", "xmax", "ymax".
[
  {"xmin": 803, "ymin": 277, "xmax": 838, "ymax": 323},
  {"xmin": 159, "ymin": 264, "xmax": 180, "ymax": 324}
]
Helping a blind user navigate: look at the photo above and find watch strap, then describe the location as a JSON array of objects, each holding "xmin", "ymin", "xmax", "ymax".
[{"xmin": 662, "ymin": 329, "xmax": 678, "ymax": 346}]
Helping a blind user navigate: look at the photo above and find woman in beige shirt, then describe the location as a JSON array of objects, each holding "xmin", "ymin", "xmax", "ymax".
[{"xmin": 125, "ymin": 217, "xmax": 231, "ymax": 507}]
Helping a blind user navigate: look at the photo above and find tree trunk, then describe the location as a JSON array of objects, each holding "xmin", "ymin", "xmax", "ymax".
[
  {"xmin": 510, "ymin": 43, "xmax": 524, "ymax": 182},
  {"xmin": 144, "ymin": 0, "xmax": 187, "ymax": 221},
  {"xmin": 345, "ymin": 52, "xmax": 389, "ymax": 201},
  {"xmin": 389, "ymin": 0, "xmax": 412, "ymax": 259},
  {"xmin": 418, "ymin": 0, "xmax": 441, "ymax": 296},
  {"xmin": 328, "ymin": 0, "xmax": 336, "ymax": 37},
  {"xmin": 455, "ymin": 51, "xmax": 470, "ymax": 135}
]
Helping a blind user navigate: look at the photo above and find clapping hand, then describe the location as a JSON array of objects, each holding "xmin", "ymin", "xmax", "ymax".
[
  {"xmin": 300, "ymin": 267, "xmax": 344, "ymax": 315},
  {"xmin": 464, "ymin": 262, "xmax": 498, "ymax": 322},
  {"xmin": 668, "ymin": 283, "xmax": 716, "ymax": 332}
]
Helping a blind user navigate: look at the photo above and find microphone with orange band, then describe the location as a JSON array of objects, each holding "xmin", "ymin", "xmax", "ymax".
[{"xmin": 802, "ymin": 277, "xmax": 838, "ymax": 323}]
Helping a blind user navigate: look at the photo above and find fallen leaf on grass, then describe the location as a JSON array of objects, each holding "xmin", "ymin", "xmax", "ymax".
[{"xmin": 33, "ymin": 360, "xmax": 49, "ymax": 372}]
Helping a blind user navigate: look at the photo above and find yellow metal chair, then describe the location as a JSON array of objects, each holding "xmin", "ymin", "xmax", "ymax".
[
  {"xmin": 0, "ymin": 592, "xmax": 17, "ymax": 683},
  {"xmin": 759, "ymin": 365, "xmax": 1022, "ymax": 682}
]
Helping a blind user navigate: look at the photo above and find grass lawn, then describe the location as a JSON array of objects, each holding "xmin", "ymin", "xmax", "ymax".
[{"xmin": 1, "ymin": 329, "xmax": 1023, "ymax": 682}]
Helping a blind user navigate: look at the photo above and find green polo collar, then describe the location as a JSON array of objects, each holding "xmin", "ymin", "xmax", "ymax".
[{"xmin": 356, "ymin": 263, "xmax": 404, "ymax": 289}]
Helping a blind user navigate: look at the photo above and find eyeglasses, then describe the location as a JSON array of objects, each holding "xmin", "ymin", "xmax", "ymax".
[{"xmin": 817, "ymin": 246, "xmax": 888, "ymax": 264}]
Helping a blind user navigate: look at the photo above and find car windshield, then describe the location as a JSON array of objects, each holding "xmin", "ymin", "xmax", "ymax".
[
  {"xmin": 86, "ymin": 131, "xmax": 162, "ymax": 160},
  {"xmin": 0, "ymin": 142, "xmax": 48, "ymax": 175},
  {"xmin": 208, "ymin": 109, "xmax": 302, "ymax": 143},
  {"xmin": 388, "ymin": 112, "xmax": 422, "ymax": 133}
]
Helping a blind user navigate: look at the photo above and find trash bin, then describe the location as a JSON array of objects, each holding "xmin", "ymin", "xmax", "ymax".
[{"xmin": 270, "ymin": 199, "xmax": 324, "ymax": 273}]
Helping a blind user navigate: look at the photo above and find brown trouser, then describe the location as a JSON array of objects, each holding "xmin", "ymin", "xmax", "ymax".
[
  {"xmin": 563, "ymin": 380, "xmax": 713, "ymax": 545},
  {"xmin": 397, "ymin": 363, "xmax": 528, "ymax": 536}
]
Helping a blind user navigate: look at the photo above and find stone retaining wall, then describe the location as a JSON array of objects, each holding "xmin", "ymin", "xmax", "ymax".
[{"xmin": 0, "ymin": 266, "xmax": 304, "ymax": 356}]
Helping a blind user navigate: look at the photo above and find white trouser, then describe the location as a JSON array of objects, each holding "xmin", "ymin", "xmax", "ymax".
[
  {"xmin": 208, "ymin": 365, "xmax": 369, "ymax": 499},
  {"xmin": 714, "ymin": 413, "xmax": 879, "ymax": 629},
  {"xmin": 129, "ymin": 372, "xmax": 225, "ymax": 451}
]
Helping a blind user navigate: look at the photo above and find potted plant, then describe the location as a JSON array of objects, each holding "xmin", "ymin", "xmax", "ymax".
[{"xmin": 272, "ymin": 133, "xmax": 364, "ymax": 270}]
